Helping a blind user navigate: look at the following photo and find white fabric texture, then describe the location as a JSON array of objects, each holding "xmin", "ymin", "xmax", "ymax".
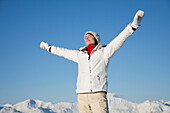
[
  {"xmin": 40, "ymin": 41, "xmax": 50, "ymax": 50},
  {"xmin": 131, "ymin": 10, "xmax": 145, "ymax": 29},
  {"xmin": 50, "ymin": 24, "xmax": 134, "ymax": 93}
]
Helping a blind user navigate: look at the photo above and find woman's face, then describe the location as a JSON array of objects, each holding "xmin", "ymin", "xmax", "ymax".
[{"xmin": 85, "ymin": 34, "xmax": 96, "ymax": 46}]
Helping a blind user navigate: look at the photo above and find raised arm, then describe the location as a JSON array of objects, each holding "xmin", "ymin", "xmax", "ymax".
[
  {"xmin": 104, "ymin": 10, "xmax": 145, "ymax": 59},
  {"xmin": 40, "ymin": 41, "xmax": 79, "ymax": 63}
]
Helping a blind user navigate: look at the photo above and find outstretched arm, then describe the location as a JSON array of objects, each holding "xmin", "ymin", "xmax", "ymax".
[
  {"xmin": 40, "ymin": 41, "xmax": 79, "ymax": 63},
  {"xmin": 104, "ymin": 10, "xmax": 145, "ymax": 59}
]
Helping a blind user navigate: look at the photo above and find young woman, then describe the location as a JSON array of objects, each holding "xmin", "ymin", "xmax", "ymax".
[{"xmin": 40, "ymin": 10, "xmax": 145, "ymax": 113}]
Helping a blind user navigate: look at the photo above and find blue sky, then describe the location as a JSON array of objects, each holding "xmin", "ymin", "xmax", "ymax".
[{"xmin": 0, "ymin": 0, "xmax": 170, "ymax": 105}]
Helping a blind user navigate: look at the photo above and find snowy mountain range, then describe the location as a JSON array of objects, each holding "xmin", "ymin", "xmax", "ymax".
[{"xmin": 0, "ymin": 93, "xmax": 170, "ymax": 113}]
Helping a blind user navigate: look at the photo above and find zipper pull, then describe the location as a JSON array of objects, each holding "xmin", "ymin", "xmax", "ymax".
[
  {"xmin": 97, "ymin": 75, "xmax": 100, "ymax": 80},
  {"xmin": 88, "ymin": 53, "xmax": 90, "ymax": 60}
]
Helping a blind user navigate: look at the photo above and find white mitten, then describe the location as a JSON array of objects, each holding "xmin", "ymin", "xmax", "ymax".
[
  {"xmin": 40, "ymin": 41, "xmax": 50, "ymax": 50},
  {"xmin": 131, "ymin": 10, "xmax": 145, "ymax": 29}
]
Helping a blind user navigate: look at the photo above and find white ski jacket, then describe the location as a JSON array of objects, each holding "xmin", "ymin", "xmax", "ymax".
[{"xmin": 50, "ymin": 24, "xmax": 134, "ymax": 93}]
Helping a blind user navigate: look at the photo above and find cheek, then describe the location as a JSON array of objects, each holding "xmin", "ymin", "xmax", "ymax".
[{"xmin": 91, "ymin": 38, "xmax": 95, "ymax": 43}]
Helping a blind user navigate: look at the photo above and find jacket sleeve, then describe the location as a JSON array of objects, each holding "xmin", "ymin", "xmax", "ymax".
[
  {"xmin": 104, "ymin": 24, "xmax": 135, "ymax": 59},
  {"xmin": 50, "ymin": 46, "xmax": 79, "ymax": 63}
]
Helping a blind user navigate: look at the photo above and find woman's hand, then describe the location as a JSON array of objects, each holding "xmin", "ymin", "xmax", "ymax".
[
  {"xmin": 40, "ymin": 41, "xmax": 50, "ymax": 50},
  {"xmin": 131, "ymin": 10, "xmax": 145, "ymax": 29}
]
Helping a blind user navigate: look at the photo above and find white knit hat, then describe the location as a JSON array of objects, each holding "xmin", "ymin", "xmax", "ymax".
[{"xmin": 85, "ymin": 31, "xmax": 100, "ymax": 43}]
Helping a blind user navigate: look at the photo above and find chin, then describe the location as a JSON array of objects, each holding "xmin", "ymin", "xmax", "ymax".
[{"xmin": 86, "ymin": 43, "xmax": 90, "ymax": 46}]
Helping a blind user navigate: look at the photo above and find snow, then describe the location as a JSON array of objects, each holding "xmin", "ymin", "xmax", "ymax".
[{"xmin": 0, "ymin": 93, "xmax": 170, "ymax": 113}]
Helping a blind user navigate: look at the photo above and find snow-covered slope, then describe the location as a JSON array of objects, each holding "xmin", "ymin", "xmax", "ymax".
[
  {"xmin": 0, "ymin": 99, "xmax": 78, "ymax": 113},
  {"xmin": 0, "ymin": 93, "xmax": 170, "ymax": 113},
  {"xmin": 107, "ymin": 94, "xmax": 170, "ymax": 113}
]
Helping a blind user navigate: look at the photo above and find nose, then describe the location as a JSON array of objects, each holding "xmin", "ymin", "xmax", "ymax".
[{"xmin": 85, "ymin": 37, "xmax": 89, "ymax": 41}]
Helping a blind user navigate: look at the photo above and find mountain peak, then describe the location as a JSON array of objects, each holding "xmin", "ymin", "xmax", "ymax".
[
  {"xmin": 25, "ymin": 99, "xmax": 37, "ymax": 108},
  {"xmin": 25, "ymin": 99, "xmax": 35, "ymax": 103}
]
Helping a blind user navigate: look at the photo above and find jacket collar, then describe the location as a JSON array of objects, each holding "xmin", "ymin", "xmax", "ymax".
[{"xmin": 79, "ymin": 43, "xmax": 106, "ymax": 52}]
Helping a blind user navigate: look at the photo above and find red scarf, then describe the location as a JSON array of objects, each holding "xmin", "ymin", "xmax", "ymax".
[{"xmin": 87, "ymin": 45, "xmax": 97, "ymax": 54}]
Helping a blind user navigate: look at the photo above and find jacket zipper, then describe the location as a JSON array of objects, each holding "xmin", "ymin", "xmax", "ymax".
[
  {"xmin": 87, "ymin": 46, "xmax": 97, "ymax": 92},
  {"xmin": 88, "ymin": 53, "xmax": 93, "ymax": 92}
]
